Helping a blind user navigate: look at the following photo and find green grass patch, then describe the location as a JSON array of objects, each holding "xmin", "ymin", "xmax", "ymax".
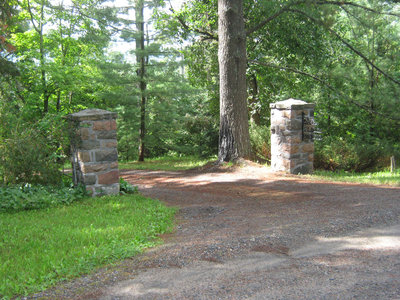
[
  {"xmin": 0, "ymin": 194, "xmax": 176, "ymax": 299},
  {"xmin": 309, "ymin": 169, "xmax": 400, "ymax": 186},
  {"xmin": 119, "ymin": 155, "xmax": 215, "ymax": 171}
]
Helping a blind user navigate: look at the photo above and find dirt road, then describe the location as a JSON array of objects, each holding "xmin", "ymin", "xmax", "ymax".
[{"xmin": 34, "ymin": 165, "xmax": 400, "ymax": 299}]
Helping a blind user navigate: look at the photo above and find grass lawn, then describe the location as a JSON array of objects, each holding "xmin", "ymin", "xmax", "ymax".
[
  {"xmin": 0, "ymin": 194, "xmax": 176, "ymax": 299},
  {"xmin": 119, "ymin": 155, "xmax": 215, "ymax": 171},
  {"xmin": 308, "ymin": 169, "xmax": 400, "ymax": 186}
]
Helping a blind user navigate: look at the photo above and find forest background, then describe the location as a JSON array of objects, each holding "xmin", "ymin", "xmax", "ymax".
[{"xmin": 1, "ymin": 0, "xmax": 400, "ymax": 185}]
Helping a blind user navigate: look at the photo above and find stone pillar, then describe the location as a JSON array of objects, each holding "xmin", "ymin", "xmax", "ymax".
[
  {"xmin": 270, "ymin": 99, "xmax": 315, "ymax": 174},
  {"xmin": 66, "ymin": 109, "xmax": 119, "ymax": 196}
]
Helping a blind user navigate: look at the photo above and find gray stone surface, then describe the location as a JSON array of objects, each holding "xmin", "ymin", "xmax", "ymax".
[
  {"xmin": 95, "ymin": 149, "xmax": 118, "ymax": 163},
  {"xmin": 80, "ymin": 140, "xmax": 100, "ymax": 150},
  {"xmin": 66, "ymin": 109, "xmax": 119, "ymax": 196},
  {"xmin": 66, "ymin": 109, "xmax": 117, "ymax": 121},
  {"xmin": 270, "ymin": 98, "xmax": 315, "ymax": 110},
  {"xmin": 270, "ymin": 99, "xmax": 315, "ymax": 174},
  {"xmin": 96, "ymin": 130, "xmax": 117, "ymax": 140},
  {"xmin": 83, "ymin": 174, "xmax": 97, "ymax": 185}
]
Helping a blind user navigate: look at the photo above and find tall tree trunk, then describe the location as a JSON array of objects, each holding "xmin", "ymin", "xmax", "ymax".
[
  {"xmin": 249, "ymin": 73, "xmax": 261, "ymax": 125},
  {"xmin": 56, "ymin": 90, "xmax": 61, "ymax": 112},
  {"xmin": 218, "ymin": 0, "xmax": 250, "ymax": 162},
  {"xmin": 38, "ymin": 1, "xmax": 48, "ymax": 114},
  {"xmin": 136, "ymin": 0, "xmax": 146, "ymax": 162}
]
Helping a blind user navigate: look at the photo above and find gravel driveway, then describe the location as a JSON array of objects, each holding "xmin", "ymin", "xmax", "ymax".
[{"xmin": 32, "ymin": 165, "xmax": 400, "ymax": 299}]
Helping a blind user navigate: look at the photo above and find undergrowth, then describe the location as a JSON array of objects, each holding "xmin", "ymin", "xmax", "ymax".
[{"xmin": 0, "ymin": 182, "xmax": 87, "ymax": 212}]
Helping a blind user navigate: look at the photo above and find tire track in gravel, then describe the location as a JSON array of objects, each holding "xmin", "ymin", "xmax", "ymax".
[
  {"xmin": 30, "ymin": 165, "xmax": 400, "ymax": 299},
  {"xmin": 99, "ymin": 166, "xmax": 400, "ymax": 300}
]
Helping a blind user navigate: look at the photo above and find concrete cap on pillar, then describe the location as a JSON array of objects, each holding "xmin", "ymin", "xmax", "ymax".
[
  {"xmin": 66, "ymin": 109, "xmax": 117, "ymax": 121},
  {"xmin": 270, "ymin": 98, "xmax": 315, "ymax": 110}
]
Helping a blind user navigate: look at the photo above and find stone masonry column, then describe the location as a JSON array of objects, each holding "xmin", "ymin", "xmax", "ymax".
[
  {"xmin": 66, "ymin": 109, "xmax": 119, "ymax": 196},
  {"xmin": 270, "ymin": 99, "xmax": 315, "ymax": 174}
]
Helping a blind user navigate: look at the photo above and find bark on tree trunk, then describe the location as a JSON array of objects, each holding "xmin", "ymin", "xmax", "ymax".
[
  {"xmin": 218, "ymin": 0, "xmax": 250, "ymax": 162},
  {"xmin": 56, "ymin": 90, "xmax": 61, "ymax": 112},
  {"xmin": 136, "ymin": 0, "xmax": 146, "ymax": 162},
  {"xmin": 249, "ymin": 73, "xmax": 261, "ymax": 125}
]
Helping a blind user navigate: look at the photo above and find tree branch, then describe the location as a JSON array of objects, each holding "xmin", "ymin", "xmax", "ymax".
[
  {"xmin": 314, "ymin": 1, "xmax": 400, "ymax": 18},
  {"xmin": 253, "ymin": 60, "xmax": 400, "ymax": 121},
  {"xmin": 286, "ymin": 8, "xmax": 400, "ymax": 86},
  {"xmin": 250, "ymin": 60, "xmax": 400, "ymax": 122},
  {"xmin": 48, "ymin": 2, "xmax": 135, "ymax": 36},
  {"xmin": 247, "ymin": 0, "xmax": 399, "ymax": 36},
  {"xmin": 168, "ymin": 2, "xmax": 217, "ymax": 41},
  {"xmin": 246, "ymin": 7, "xmax": 289, "ymax": 35},
  {"xmin": 26, "ymin": 0, "xmax": 40, "ymax": 33}
]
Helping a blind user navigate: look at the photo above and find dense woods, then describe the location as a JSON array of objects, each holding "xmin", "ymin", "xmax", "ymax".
[{"xmin": 1, "ymin": 0, "xmax": 400, "ymax": 183}]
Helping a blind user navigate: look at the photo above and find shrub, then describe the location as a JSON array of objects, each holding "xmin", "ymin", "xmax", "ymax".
[
  {"xmin": 0, "ymin": 182, "xmax": 87, "ymax": 212},
  {"xmin": 0, "ymin": 115, "xmax": 68, "ymax": 185},
  {"xmin": 314, "ymin": 136, "xmax": 398, "ymax": 172},
  {"xmin": 119, "ymin": 178, "xmax": 138, "ymax": 194},
  {"xmin": 249, "ymin": 123, "xmax": 271, "ymax": 163}
]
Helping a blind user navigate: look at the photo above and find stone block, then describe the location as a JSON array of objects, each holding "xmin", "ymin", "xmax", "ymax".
[
  {"xmin": 95, "ymin": 149, "xmax": 118, "ymax": 162},
  {"xmin": 97, "ymin": 130, "xmax": 117, "ymax": 139},
  {"xmin": 82, "ymin": 162, "xmax": 118, "ymax": 173},
  {"xmin": 98, "ymin": 170, "xmax": 119, "ymax": 184},
  {"xmin": 270, "ymin": 99, "xmax": 315, "ymax": 175},
  {"xmin": 283, "ymin": 159, "xmax": 298, "ymax": 170},
  {"xmin": 302, "ymin": 143, "xmax": 314, "ymax": 153},
  {"xmin": 93, "ymin": 120, "xmax": 117, "ymax": 131},
  {"xmin": 286, "ymin": 136, "xmax": 302, "ymax": 144},
  {"xmin": 101, "ymin": 140, "xmax": 118, "ymax": 148},
  {"xmin": 66, "ymin": 109, "xmax": 120, "ymax": 197},
  {"xmin": 66, "ymin": 109, "xmax": 117, "ymax": 122},
  {"xmin": 83, "ymin": 174, "xmax": 97, "ymax": 185},
  {"xmin": 293, "ymin": 110, "xmax": 305, "ymax": 119},
  {"xmin": 81, "ymin": 140, "xmax": 100, "ymax": 150},
  {"xmin": 282, "ymin": 130, "xmax": 299, "ymax": 137},
  {"xmin": 270, "ymin": 99, "xmax": 314, "ymax": 110},
  {"xmin": 282, "ymin": 110, "xmax": 293, "ymax": 119},
  {"xmin": 286, "ymin": 119, "xmax": 302, "ymax": 130},
  {"xmin": 292, "ymin": 164, "xmax": 312, "ymax": 175},
  {"xmin": 79, "ymin": 127, "xmax": 90, "ymax": 140},
  {"xmin": 77, "ymin": 151, "xmax": 91, "ymax": 162},
  {"xmin": 81, "ymin": 163, "xmax": 108, "ymax": 173},
  {"xmin": 109, "ymin": 161, "xmax": 118, "ymax": 169},
  {"xmin": 289, "ymin": 145, "xmax": 300, "ymax": 154}
]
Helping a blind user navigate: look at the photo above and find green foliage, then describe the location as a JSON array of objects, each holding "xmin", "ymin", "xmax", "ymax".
[
  {"xmin": 172, "ymin": 0, "xmax": 400, "ymax": 170},
  {"xmin": 249, "ymin": 122, "xmax": 271, "ymax": 163},
  {"xmin": 0, "ymin": 182, "xmax": 87, "ymax": 212},
  {"xmin": 119, "ymin": 177, "xmax": 138, "ymax": 194},
  {"xmin": 0, "ymin": 194, "xmax": 176, "ymax": 298},
  {"xmin": 113, "ymin": 56, "xmax": 218, "ymax": 160},
  {"xmin": 314, "ymin": 136, "xmax": 398, "ymax": 172},
  {"xmin": 1, "ymin": 0, "xmax": 115, "ymax": 116},
  {"xmin": 1, "ymin": 0, "xmax": 399, "ymax": 174},
  {"xmin": 0, "ymin": 115, "xmax": 68, "ymax": 185}
]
